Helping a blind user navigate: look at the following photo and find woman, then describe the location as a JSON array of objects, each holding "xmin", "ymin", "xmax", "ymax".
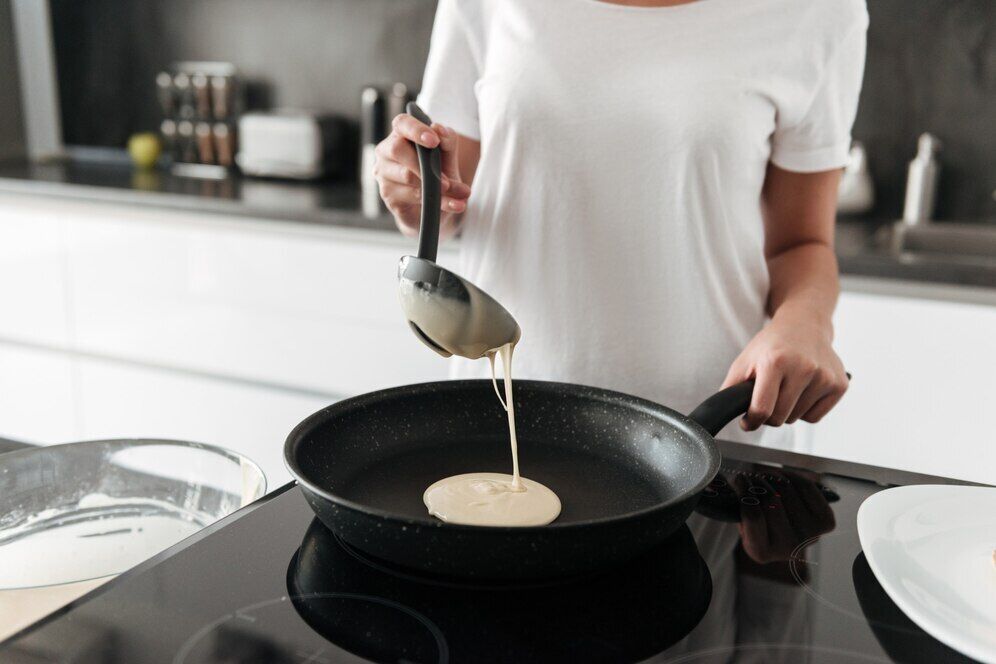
[{"xmin": 375, "ymin": 0, "xmax": 865, "ymax": 448}]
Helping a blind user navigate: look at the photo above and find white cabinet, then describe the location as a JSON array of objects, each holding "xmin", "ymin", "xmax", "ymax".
[
  {"xmin": 0, "ymin": 343, "xmax": 76, "ymax": 443},
  {"xmin": 0, "ymin": 192, "xmax": 991, "ymax": 485},
  {"xmin": 806, "ymin": 287, "xmax": 996, "ymax": 484},
  {"xmin": 0, "ymin": 338, "xmax": 334, "ymax": 487},
  {"xmin": 0, "ymin": 204, "xmax": 69, "ymax": 346},
  {"xmin": 0, "ymin": 193, "xmax": 456, "ymax": 489},
  {"xmin": 74, "ymin": 357, "xmax": 328, "ymax": 487},
  {"xmin": 63, "ymin": 202, "xmax": 453, "ymax": 396}
]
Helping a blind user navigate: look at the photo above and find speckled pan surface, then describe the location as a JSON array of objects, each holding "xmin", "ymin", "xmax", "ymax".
[{"xmin": 285, "ymin": 379, "xmax": 722, "ymax": 578}]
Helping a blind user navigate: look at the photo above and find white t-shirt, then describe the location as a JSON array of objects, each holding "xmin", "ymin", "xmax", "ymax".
[{"xmin": 417, "ymin": 0, "xmax": 867, "ymax": 449}]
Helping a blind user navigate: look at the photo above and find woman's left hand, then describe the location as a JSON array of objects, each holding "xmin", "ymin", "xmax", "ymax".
[{"xmin": 722, "ymin": 310, "xmax": 849, "ymax": 431}]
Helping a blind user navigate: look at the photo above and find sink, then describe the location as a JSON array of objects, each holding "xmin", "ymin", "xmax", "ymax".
[{"xmin": 883, "ymin": 222, "xmax": 996, "ymax": 263}]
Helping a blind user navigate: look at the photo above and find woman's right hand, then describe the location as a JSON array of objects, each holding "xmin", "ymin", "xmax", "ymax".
[{"xmin": 374, "ymin": 113, "xmax": 472, "ymax": 237}]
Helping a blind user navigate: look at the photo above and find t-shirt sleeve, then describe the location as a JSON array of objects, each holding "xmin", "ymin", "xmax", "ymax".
[
  {"xmin": 770, "ymin": 19, "xmax": 868, "ymax": 173},
  {"xmin": 416, "ymin": 0, "xmax": 482, "ymax": 141}
]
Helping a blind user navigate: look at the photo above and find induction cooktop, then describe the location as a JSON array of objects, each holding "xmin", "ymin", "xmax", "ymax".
[{"xmin": 1, "ymin": 441, "xmax": 979, "ymax": 663}]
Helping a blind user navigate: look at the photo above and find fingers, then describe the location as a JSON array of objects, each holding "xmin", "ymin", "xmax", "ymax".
[
  {"xmin": 741, "ymin": 363, "xmax": 780, "ymax": 431},
  {"xmin": 375, "ymin": 133, "xmax": 420, "ymax": 177},
  {"xmin": 801, "ymin": 371, "xmax": 848, "ymax": 423},
  {"xmin": 378, "ymin": 180, "xmax": 469, "ymax": 215},
  {"xmin": 374, "ymin": 154, "xmax": 468, "ymax": 196},
  {"xmin": 389, "ymin": 115, "xmax": 459, "ymax": 164},
  {"xmin": 392, "ymin": 113, "xmax": 440, "ymax": 148},
  {"xmin": 433, "ymin": 123, "xmax": 459, "ymax": 153},
  {"xmin": 377, "ymin": 181, "xmax": 469, "ymax": 218},
  {"xmin": 738, "ymin": 357, "xmax": 848, "ymax": 429},
  {"xmin": 802, "ymin": 389, "xmax": 845, "ymax": 423},
  {"xmin": 374, "ymin": 124, "xmax": 451, "ymax": 182},
  {"xmin": 374, "ymin": 161, "xmax": 470, "ymax": 219},
  {"xmin": 434, "ymin": 124, "xmax": 462, "ymax": 180},
  {"xmin": 787, "ymin": 381, "xmax": 826, "ymax": 424},
  {"xmin": 768, "ymin": 370, "xmax": 810, "ymax": 427},
  {"xmin": 374, "ymin": 114, "xmax": 472, "ymax": 226},
  {"xmin": 374, "ymin": 158, "xmax": 418, "ymax": 188},
  {"xmin": 446, "ymin": 179, "xmax": 472, "ymax": 200},
  {"xmin": 390, "ymin": 118, "xmax": 462, "ymax": 186},
  {"xmin": 374, "ymin": 116, "xmax": 470, "ymax": 213},
  {"xmin": 377, "ymin": 180, "xmax": 421, "ymax": 220},
  {"xmin": 787, "ymin": 361, "xmax": 849, "ymax": 424}
]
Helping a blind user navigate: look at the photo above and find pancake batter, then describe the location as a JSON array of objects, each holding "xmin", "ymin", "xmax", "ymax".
[{"xmin": 423, "ymin": 342, "xmax": 562, "ymax": 526}]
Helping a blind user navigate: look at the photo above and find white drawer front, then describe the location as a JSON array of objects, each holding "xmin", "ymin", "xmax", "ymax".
[
  {"xmin": 0, "ymin": 342, "xmax": 77, "ymax": 443},
  {"xmin": 76, "ymin": 357, "xmax": 330, "ymax": 488},
  {"xmin": 0, "ymin": 200, "xmax": 70, "ymax": 346},
  {"xmin": 806, "ymin": 291, "xmax": 996, "ymax": 484},
  {"xmin": 65, "ymin": 209, "xmax": 456, "ymax": 395}
]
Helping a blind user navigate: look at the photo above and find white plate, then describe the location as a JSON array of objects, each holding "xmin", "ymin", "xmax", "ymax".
[{"xmin": 857, "ymin": 484, "xmax": 996, "ymax": 663}]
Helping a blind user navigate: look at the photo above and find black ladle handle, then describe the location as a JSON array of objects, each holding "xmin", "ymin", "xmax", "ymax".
[
  {"xmin": 688, "ymin": 373, "xmax": 851, "ymax": 436},
  {"xmin": 406, "ymin": 102, "xmax": 442, "ymax": 263}
]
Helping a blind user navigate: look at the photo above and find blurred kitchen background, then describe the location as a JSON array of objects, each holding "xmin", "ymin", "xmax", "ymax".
[{"xmin": 0, "ymin": 0, "xmax": 993, "ymax": 486}]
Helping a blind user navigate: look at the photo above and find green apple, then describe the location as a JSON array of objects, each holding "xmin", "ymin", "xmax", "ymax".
[{"xmin": 127, "ymin": 132, "xmax": 162, "ymax": 169}]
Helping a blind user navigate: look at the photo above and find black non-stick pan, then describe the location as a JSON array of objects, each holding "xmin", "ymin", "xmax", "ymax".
[{"xmin": 285, "ymin": 378, "xmax": 756, "ymax": 579}]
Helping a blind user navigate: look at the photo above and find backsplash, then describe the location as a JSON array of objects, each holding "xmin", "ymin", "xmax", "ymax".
[
  {"xmin": 50, "ymin": 0, "xmax": 436, "ymax": 146},
  {"xmin": 0, "ymin": 1, "xmax": 25, "ymax": 161},
  {"xmin": 50, "ymin": 0, "xmax": 995, "ymax": 220},
  {"xmin": 856, "ymin": 0, "xmax": 995, "ymax": 221}
]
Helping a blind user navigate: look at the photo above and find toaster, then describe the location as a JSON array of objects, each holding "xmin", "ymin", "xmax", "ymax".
[{"xmin": 236, "ymin": 111, "xmax": 351, "ymax": 180}]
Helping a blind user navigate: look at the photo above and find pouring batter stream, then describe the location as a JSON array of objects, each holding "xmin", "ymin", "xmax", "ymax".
[{"xmin": 423, "ymin": 342, "xmax": 562, "ymax": 527}]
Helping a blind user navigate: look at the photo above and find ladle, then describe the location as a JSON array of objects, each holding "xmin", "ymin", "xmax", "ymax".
[{"xmin": 397, "ymin": 102, "xmax": 520, "ymax": 359}]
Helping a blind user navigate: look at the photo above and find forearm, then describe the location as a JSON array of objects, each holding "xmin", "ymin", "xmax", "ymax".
[
  {"xmin": 726, "ymin": 164, "xmax": 849, "ymax": 428},
  {"xmin": 766, "ymin": 240, "xmax": 839, "ymax": 338}
]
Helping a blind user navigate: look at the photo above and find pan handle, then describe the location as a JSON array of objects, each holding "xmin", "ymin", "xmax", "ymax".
[
  {"xmin": 687, "ymin": 380, "xmax": 755, "ymax": 437},
  {"xmin": 688, "ymin": 373, "xmax": 852, "ymax": 436},
  {"xmin": 406, "ymin": 102, "xmax": 442, "ymax": 263}
]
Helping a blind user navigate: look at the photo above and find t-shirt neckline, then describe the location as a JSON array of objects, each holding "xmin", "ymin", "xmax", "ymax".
[{"xmin": 576, "ymin": 0, "xmax": 714, "ymax": 13}]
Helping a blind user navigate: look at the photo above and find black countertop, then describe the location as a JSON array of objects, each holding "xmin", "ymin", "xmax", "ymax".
[
  {"xmin": 0, "ymin": 158, "xmax": 398, "ymax": 233},
  {"xmin": 0, "ymin": 158, "xmax": 993, "ymax": 290},
  {"xmin": 2, "ymin": 440, "xmax": 983, "ymax": 663},
  {"xmin": 836, "ymin": 217, "xmax": 996, "ymax": 290}
]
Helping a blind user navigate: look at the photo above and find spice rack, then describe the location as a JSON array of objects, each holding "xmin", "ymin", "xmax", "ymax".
[{"xmin": 156, "ymin": 61, "xmax": 244, "ymax": 179}]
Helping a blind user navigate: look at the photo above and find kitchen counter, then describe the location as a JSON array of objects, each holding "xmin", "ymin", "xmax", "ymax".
[
  {"xmin": 0, "ymin": 157, "xmax": 397, "ymax": 233},
  {"xmin": 1, "ymin": 157, "xmax": 994, "ymax": 291},
  {"xmin": 837, "ymin": 217, "xmax": 996, "ymax": 290}
]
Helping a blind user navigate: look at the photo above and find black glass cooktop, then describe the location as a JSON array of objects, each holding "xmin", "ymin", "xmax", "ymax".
[{"xmin": 2, "ymin": 441, "xmax": 979, "ymax": 663}]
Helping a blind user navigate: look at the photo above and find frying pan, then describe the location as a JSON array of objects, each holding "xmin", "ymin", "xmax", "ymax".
[{"xmin": 285, "ymin": 378, "xmax": 757, "ymax": 579}]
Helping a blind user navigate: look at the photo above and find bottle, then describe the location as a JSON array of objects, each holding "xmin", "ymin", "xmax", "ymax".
[
  {"xmin": 902, "ymin": 133, "xmax": 941, "ymax": 225},
  {"xmin": 360, "ymin": 86, "xmax": 386, "ymax": 220}
]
